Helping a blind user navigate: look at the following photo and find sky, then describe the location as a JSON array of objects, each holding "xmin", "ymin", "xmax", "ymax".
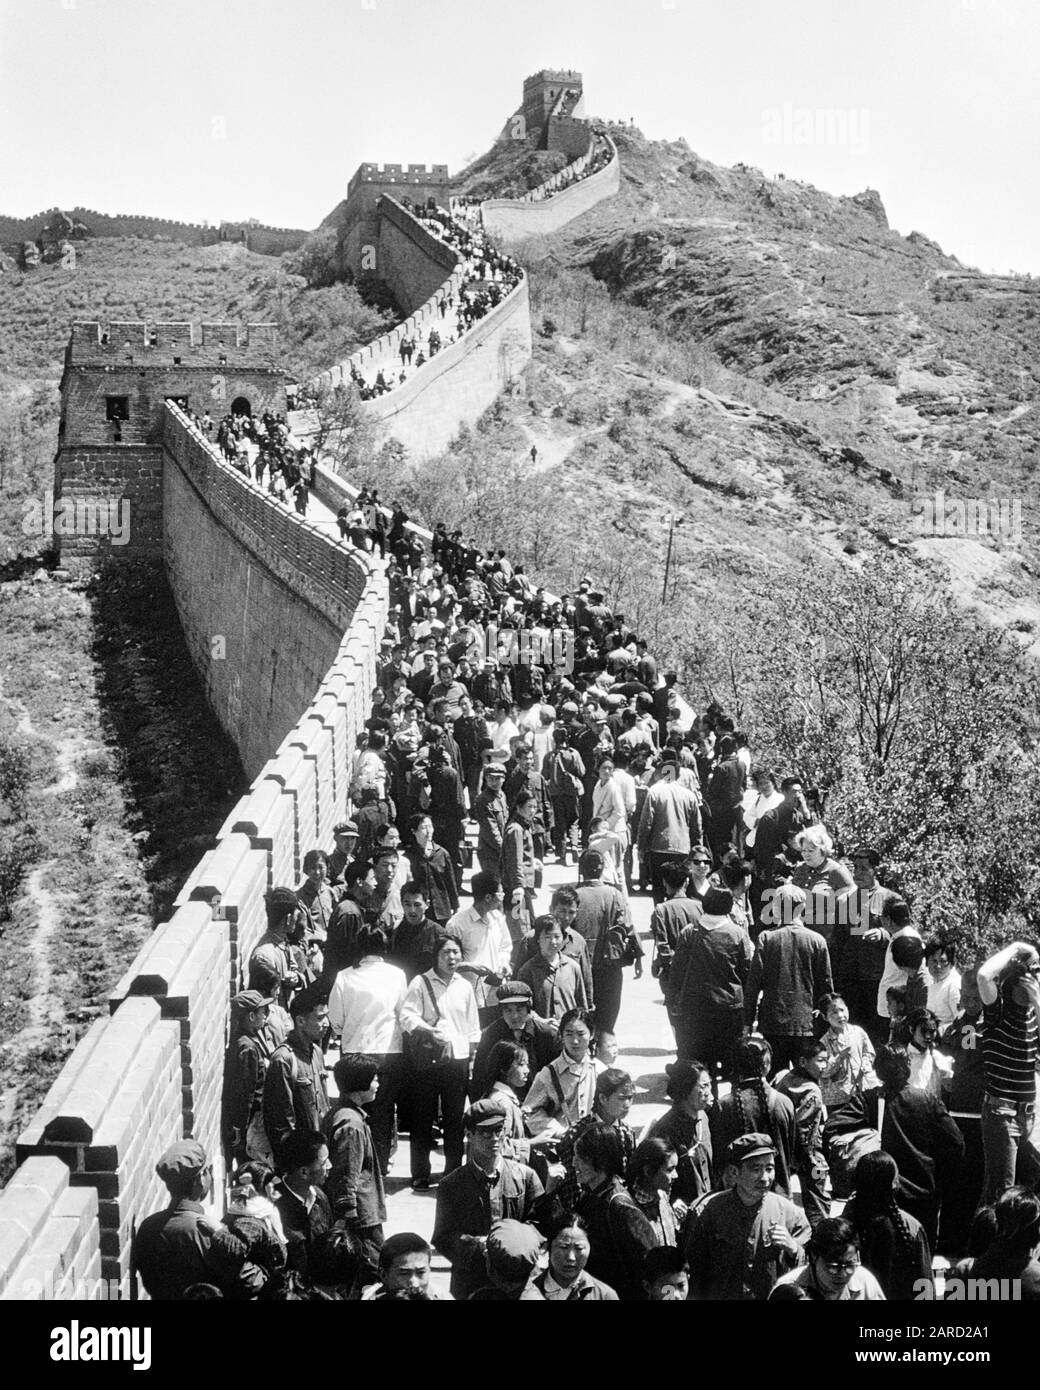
[{"xmin": 0, "ymin": 0, "xmax": 1037, "ymax": 273}]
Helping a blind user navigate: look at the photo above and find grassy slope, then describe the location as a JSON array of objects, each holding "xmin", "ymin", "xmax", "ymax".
[
  {"xmin": 0, "ymin": 569, "xmax": 243, "ymax": 1183},
  {"xmin": 396, "ymin": 130, "xmax": 1040, "ymax": 672}
]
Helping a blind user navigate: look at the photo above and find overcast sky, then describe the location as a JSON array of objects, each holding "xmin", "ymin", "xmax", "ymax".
[{"xmin": 1, "ymin": 0, "xmax": 1036, "ymax": 273}]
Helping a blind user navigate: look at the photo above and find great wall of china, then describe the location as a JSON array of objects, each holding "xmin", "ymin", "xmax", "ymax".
[{"xmin": 0, "ymin": 69, "xmax": 619, "ymax": 1301}]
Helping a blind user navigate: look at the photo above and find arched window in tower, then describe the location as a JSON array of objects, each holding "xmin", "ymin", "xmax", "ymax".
[{"xmin": 231, "ymin": 396, "xmax": 252, "ymax": 418}]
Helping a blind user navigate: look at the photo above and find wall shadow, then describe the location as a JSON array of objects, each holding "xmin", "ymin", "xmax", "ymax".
[{"xmin": 87, "ymin": 561, "xmax": 246, "ymax": 922}]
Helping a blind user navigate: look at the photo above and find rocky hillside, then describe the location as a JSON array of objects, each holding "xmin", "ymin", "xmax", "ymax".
[{"xmin": 424, "ymin": 129, "xmax": 1040, "ymax": 665}]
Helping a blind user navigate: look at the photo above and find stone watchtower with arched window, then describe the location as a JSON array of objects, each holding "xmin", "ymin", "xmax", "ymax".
[{"xmin": 53, "ymin": 321, "xmax": 285, "ymax": 569}]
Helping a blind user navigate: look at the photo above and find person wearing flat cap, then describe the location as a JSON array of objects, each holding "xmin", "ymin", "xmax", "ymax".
[
  {"xmin": 222, "ymin": 990, "xmax": 275, "ymax": 1164},
  {"xmin": 133, "ymin": 1140, "xmax": 266, "ymax": 1300},
  {"xmin": 432, "ymin": 1099, "xmax": 544, "ymax": 1302},
  {"xmin": 327, "ymin": 820, "xmax": 359, "ymax": 887},
  {"xmin": 470, "ymin": 979, "xmax": 560, "ymax": 1102},
  {"xmin": 472, "ymin": 763, "xmax": 508, "ymax": 878},
  {"xmin": 467, "ymin": 1218, "xmax": 545, "ymax": 1300},
  {"xmin": 683, "ymin": 1132, "xmax": 810, "ymax": 1300}
]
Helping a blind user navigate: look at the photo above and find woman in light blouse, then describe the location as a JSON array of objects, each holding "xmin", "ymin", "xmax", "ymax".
[
  {"xmin": 400, "ymin": 934, "xmax": 481, "ymax": 1188},
  {"xmin": 523, "ymin": 1007, "xmax": 598, "ymax": 1139}
]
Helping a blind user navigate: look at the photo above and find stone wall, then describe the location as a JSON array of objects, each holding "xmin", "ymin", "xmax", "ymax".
[
  {"xmin": 376, "ymin": 197, "xmax": 459, "ymax": 315},
  {"xmin": 358, "ymin": 273, "xmax": 532, "ymax": 458},
  {"xmin": 162, "ymin": 408, "xmax": 370, "ymax": 779},
  {"xmin": 482, "ymin": 135, "xmax": 620, "ymax": 241},
  {"xmin": 312, "ymin": 195, "xmax": 532, "ymax": 458},
  {"xmin": 52, "ymin": 446, "xmax": 162, "ymax": 568},
  {"xmin": 0, "ymin": 402, "xmax": 388, "ymax": 1299},
  {"xmin": 0, "ymin": 208, "xmax": 309, "ymax": 256}
]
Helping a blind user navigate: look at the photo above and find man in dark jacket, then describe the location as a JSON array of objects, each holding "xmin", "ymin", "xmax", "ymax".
[
  {"xmin": 543, "ymin": 729, "xmax": 586, "ymax": 866},
  {"xmin": 504, "ymin": 744, "xmax": 554, "ymax": 864},
  {"xmin": 261, "ymin": 985, "xmax": 330, "ymax": 1169},
  {"xmin": 324, "ymin": 1055, "xmax": 386, "ymax": 1285},
  {"xmin": 469, "ymin": 980, "xmax": 561, "ymax": 1101},
  {"xmin": 222, "ymin": 990, "xmax": 274, "ymax": 1162},
  {"xmin": 473, "ymin": 764, "xmax": 508, "ymax": 876},
  {"xmin": 389, "ymin": 881, "xmax": 454, "ymax": 981},
  {"xmin": 502, "ymin": 791, "xmax": 538, "ymax": 948},
  {"xmin": 432, "ymin": 1100, "xmax": 544, "ymax": 1301},
  {"xmin": 744, "ymin": 883, "xmax": 833, "ymax": 1072},
  {"xmin": 134, "ymin": 1141, "xmax": 265, "ymax": 1300},
  {"xmin": 667, "ymin": 887, "xmax": 753, "ymax": 1089}
]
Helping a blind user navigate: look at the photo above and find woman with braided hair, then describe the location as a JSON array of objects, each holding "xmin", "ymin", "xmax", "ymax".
[
  {"xmin": 711, "ymin": 1036, "xmax": 796, "ymax": 1195},
  {"xmin": 843, "ymin": 1150, "xmax": 931, "ymax": 1300}
]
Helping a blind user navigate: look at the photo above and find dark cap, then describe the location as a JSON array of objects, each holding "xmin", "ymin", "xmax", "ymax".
[
  {"xmin": 496, "ymin": 980, "xmax": 533, "ymax": 1007},
  {"xmin": 232, "ymin": 990, "xmax": 273, "ymax": 1013},
  {"xmin": 156, "ymin": 1139, "xmax": 208, "ymax": 1185},
  {"xmin": 333, "ymin": 819, "xmax": 358, "ymax": 836},
  {"xmin": 486, "ymin": 1220, "xmax": 544, "ymax": 1283},
  {"xmin": 465, "ymin": 1098, "xmax": 508, "ymax": 1130},
  {"xmin": 728, "ymin": 1133, "xmax": 776, "ymax": 1165},
  {"xmin": 484, "ymin": 764, "xmax": 506, "ymax": 779}
]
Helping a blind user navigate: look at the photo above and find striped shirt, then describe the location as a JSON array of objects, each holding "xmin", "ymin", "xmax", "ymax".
[{"xmin": 983, "ymin": 984, "xmax": 1039, "ymax": 1104}]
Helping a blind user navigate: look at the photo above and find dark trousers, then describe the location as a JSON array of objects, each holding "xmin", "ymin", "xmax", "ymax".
[
  {"xmin": 938, "ymin": 1115, "xmax": 983, "ymax": 1256},
  {"xmin": 592, "ymin": 965, "xmax": 624, "ymax": 1034},
  {"xmin": 763, "ymin": 1034, "xmax": 813, "ymax": 1076},
  {"xmin": 352, "ymin": 1225, "xmax": 385, "ymax": 1287},
  {"xmin": 676, "ymin": 1008, "xmax": 745, "ymax": 1093},
  {"xmin": 476, "ymin": 848, "xmax": 501, "ymax": 879},
  {"xmin": 551, "ymin": 795, "xmax": 581, "ymax": 860},
  {"xmin": 364, "ymin": 1053, "xmax": 403, "ymax": 1176},
  {"xmin": 797, "ymin": 1160, "xmax": 831, "ymax": 1229},
  {"xmin": 648, "ymin": 850, "xmax": 690, "ymax": 905},
  {"xmin": 409, "ymin": 1058, "xmax": 469, "ymax": 1182}
]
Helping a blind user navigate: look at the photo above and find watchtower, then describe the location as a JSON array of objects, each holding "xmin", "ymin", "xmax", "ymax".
[
  {"xmin": 53, "ymin": 322, "xmax": 285, "ymax": 569},
  {"xmin": 522, "ymin": 69, "xmax": 584, "ymax": 148}
]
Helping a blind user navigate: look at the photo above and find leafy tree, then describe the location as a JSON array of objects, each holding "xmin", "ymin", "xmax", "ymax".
[{"xmin": 689, "ymin": 556, "xmax": 1040, "ymax": 952}]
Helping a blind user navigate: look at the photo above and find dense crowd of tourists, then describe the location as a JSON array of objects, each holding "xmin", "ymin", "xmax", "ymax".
[{"xmin": 133, "ymin": 470, "xmax": 1040, "ymax": 1305}]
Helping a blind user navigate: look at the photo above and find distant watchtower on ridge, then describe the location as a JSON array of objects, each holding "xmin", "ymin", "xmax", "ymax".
[{"xmin": 521, "ymin": 69, "xmax": 586, "ymax": 152}]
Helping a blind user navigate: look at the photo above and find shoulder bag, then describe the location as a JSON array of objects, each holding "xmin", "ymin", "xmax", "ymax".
[{"xmin": 403, "ymin": 975, "xmax": 452, "ymax": 1073}]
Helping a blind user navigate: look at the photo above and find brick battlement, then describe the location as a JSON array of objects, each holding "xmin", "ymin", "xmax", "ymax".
[
  {"xmin": 523, "ymin": 68, "xmax": 582, "ymax": 88},
  {"xmin": 347, "ymin": 163, "xmax": 451, "ymax": 196},
  {"xmin": 68, "ymin": 321, "xmax": 279, "ymax": 361}
]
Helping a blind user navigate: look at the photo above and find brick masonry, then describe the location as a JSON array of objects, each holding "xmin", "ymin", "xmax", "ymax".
[{"xmin": 4, "ymin": 86, "xmax": 606, "ymax": 1299}]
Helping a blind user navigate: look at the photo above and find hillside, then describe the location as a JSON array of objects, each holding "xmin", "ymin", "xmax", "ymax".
[
  {"xmin": 381, "ymin": 128, "xmax": 1040, "ymax": 667},
  {"xmin": 0, "ymin": 237, "xmax": 393, "ymax": 562}
]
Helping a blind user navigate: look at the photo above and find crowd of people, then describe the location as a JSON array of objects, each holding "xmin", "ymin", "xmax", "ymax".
[
  {"xmin": 131, "ymin": 500, "xmax": 1040, "ymax": 1303},
  {"xmin": 523, "ymin": 134, "xmax": 614, "ymax": 202},
  {"xmin": 340, "ymin": 198, "xmax": 523, "ymax": 402},
  {"xmin": 194, "ymin": 407, "xmax": 315, "ymax": 513}
]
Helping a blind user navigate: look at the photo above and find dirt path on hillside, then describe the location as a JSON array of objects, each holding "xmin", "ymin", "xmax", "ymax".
[{"xmin": 2, "ymin": 706, "xmax": 88, "ymax": 1056}]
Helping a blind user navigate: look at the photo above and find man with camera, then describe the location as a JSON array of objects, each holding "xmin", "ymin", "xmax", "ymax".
[{"xmin": 977, "ymin": 940, "xmax": 1040, "ymax": 1203}]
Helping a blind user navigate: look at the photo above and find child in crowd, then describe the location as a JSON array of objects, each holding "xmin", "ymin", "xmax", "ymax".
[
  {"xmin": 877, "ymin": 922, "xmax": 931, "ymax": 1025},
  {"xmin": 818, "ymin": 992, "xmax": 879, "ymax": 1109},
  {"xmin": 905, "ymin": 1007, "xmax": 954, "ymax": 1101}
]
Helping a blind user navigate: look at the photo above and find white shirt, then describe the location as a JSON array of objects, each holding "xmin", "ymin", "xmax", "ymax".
[
  {"xmin": 401, "ymin": 969, "xmax": 480, "ymax": 1060},
  {"xmin": 613, "ymin": 768, "xmax": 638, "ymax": 818},
  {"xmin": 742, "ymin": 788, "xmax": 784, "ymax": 846},
  {"xmin": 491, "ymin": 717, "xmax": 520, "ymax": 753},
  {"xmin": 327, "ymin": 957, "xmax": 407, "ymax": 1055},
  {"xmin": 927, "ymin": 969, "xmax": 962, "ymax": 1028},
  {"xmin": 445, "ymin": 904, "xmax": 513, "ymax": 1007},
  {"xmin": 908, "ymin": 1045, "xmax": 953, "ymax": 1100}
]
